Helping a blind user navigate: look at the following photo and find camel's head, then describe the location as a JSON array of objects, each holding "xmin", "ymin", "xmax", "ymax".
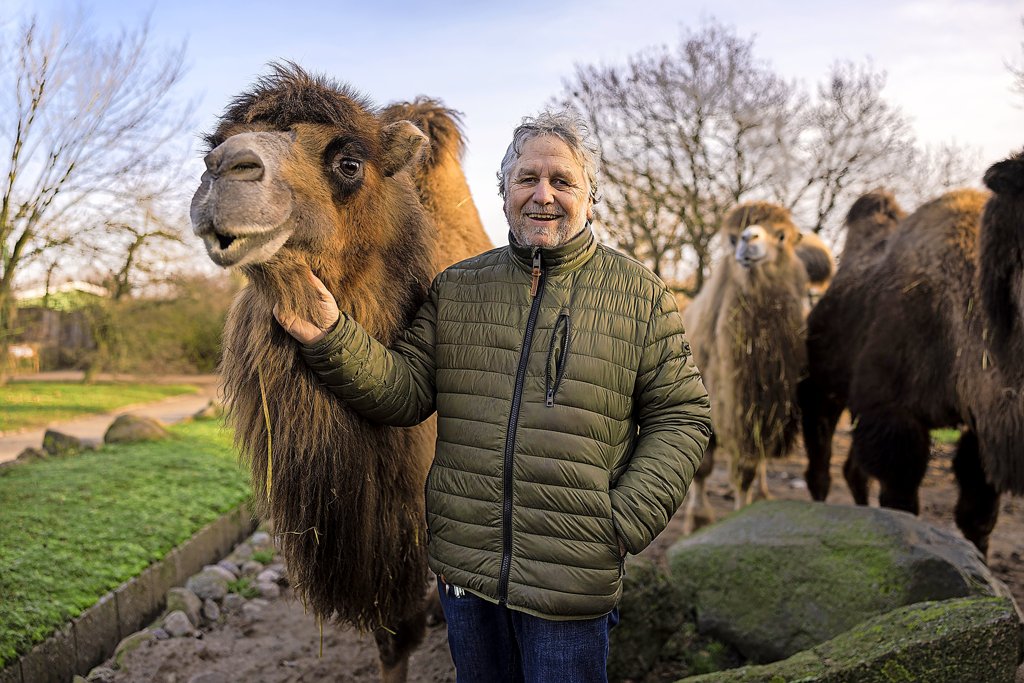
[
  {"xmin": 723, "ymin": 202, "xmax": 800, "ymax": 270},
  {"xmin": 190, "ymin": 63, "xmax": 427, "ymax": 269}
]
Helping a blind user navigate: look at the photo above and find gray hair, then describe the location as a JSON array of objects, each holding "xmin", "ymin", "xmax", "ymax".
[{"xmin": 497, "ymin": 109, "xmax": 601, "ymax": 207}]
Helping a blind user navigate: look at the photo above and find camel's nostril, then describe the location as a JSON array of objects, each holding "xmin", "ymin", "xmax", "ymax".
[
  {"xmin": 216, "ymin": 232, "xmax": 236, "ymax": 250},
  {"xmin": 221, "ymin": 150, "xmax": 265, "ymax": 180}
]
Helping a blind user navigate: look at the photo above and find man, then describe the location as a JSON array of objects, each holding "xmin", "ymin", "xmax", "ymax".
[{"xmin": 275, "ymin": 110, "xmax": 711, "ymax": 682}]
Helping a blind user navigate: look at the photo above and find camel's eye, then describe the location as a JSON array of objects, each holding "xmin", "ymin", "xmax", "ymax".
[
  {"xmin": 729, "ymin": 234, "xmax": 738, "ymax": 246},
  {"xmin": 777, "ymin": 231, "xmax": 786, "ymax": 243},
  {"xmin": 335, "ymin": 156, "xmax": 362, "ymax": 178}
]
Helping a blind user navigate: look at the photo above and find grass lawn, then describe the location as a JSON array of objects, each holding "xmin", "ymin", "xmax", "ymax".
[
  {"xmin": 930, "ymin": 428, "xmax": 962, "ymax": 446},
  {"xmin": 0, "ymin": 419, "xmax": 250, "ymax": 667},
  {"xmin": 0, "ymin": 382, "xmax": 198, "ymax": 432}
]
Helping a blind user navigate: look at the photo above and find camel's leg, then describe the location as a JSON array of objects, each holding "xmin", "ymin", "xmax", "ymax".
[
  {"xmin": 952, "ymin": 429, "xmax": 1000, "ymax": 559},
  {"xmin": 799, "ymin": 377, "xmax": 844, "ymax": 501},
  {"xmin": 843, "ymin": 455, "xmax": 871, "ymax": 506},
  {"xmin": 755, "ymin": 459, "xmax": 773, "ymax": 501},
  {"xmin": 731, "ymin": 456, "xmax": 758, "ymax": 511},
  {"xmin": 374, "ymin": 608, "xmax": 427, "ymax": 683},
  {"xmin": 683, "ymin": 439, "xmax": 716, "ymax": 535},
  {"xmin": 851, "ymin": 408, "xmax": 929, "ymax": 514}
]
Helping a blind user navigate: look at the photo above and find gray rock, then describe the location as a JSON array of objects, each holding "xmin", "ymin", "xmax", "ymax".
[
  {"xmin": 151, "ymin": 628, "xmax": 170, "ymax": 640},
  {"xmin": 249, "ymin": 531, "xmax": 272, "ymax": 547},
  {"xmin": 229, "ymin": 543, "xmax": 254, "ymax": 562},
  {"xmin": 202, "ymin": 598, "xmax": 221, "ymax": 623},
  {"xmin": 241, "ymin": 601, "xmax": 265, "ymax": 622},
  {"xmin": 103, "ymin": 415, "xmax": 169, "ymax": 444},
  {"xmin": 256, "ymin": 568, "xmax": 281, "ymax": 585},
  {"xmin": 240, "ymin": 560, "xmax": 264, "ymax": 577},
  {"xmin": 257, "ymin": 581, "xmax": 280, "ymax": 599},
  {"xmin": 186, "ymin": 569, "xmax": 229, "ymax": 601},
  {"xmin": 203, "ymin": 564, "xmax": 237, "ymax": 583},
  {"xmin": 222, "ymin": 593, "xmax": 247, "ymax": 612},
  {"xmin": 112, "ymin": 630, "xmax": 155, "ymax": 669},
  {"xmin": 86, "ymin": 667, "xmax": 117, "ymax": 683},
  {"xmin": 163, "ymin": 610, "xmax": 195, "ymax": 637},
  {"xmin": 216, "ymin": 560, "xmax": 240, "ymax": 578},
  {"xmin": 42, "ymin": 429, "xmax": 83, "ymax": 456},
  {"xmin": 680, "ymin": 597, "xmax": 1023, "ymax": 683},
  {"xmin": 668, "ymin": 500, "xmax": 1017, "ymax": 663},
  {"xmin": 165, "ymin": 587, "xmax": 202, "ymax": 627}
]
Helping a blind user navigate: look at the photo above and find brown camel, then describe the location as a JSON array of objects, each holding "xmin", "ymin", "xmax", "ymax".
[
  {"xmin": 682, "ymin": 202, "xmax": 831, "ymax": 531},
  {"xmin": 189, "ymin": 63, "xmax": 490, "ymax": 681},
  {"xmin": 800, "ymin": 154, "xmax": 1024, "ymax": 556}
]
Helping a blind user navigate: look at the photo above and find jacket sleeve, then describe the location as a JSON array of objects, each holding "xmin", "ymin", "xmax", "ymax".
[
  {"xmin": 609, "ymin": 287, "xmax": 712, "ymax": 554},
  {"xmin": 298, "ymin": 277, "xmax": 440, "ymax": 427}
]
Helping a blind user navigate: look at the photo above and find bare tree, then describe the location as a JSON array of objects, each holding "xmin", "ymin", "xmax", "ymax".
[
  {"xmin": 561, "ymin": 19, "xmax": 800, "ymax": 293},
  {"xmin": 561, "ymin": 23, "xmax": 981, "ymax": 289},
  {"xmin": 0, "ymin": 11, "xmax": 191, "ymax": 381}
]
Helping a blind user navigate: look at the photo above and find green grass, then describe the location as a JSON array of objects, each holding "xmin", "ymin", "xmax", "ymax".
[
  {"xmin": 0, "ymin": 419, "xmax": 250, "ymax": 666},
  {"xmin": 930, "ymin": 428, "xmax": 961, "ymax": 446},
  {"xmin": 0, "ymin": 382, "xmax": 198, "ymax": 432},
  {"xmin": 227, "ymin": 577, "xmax": 261, "ymax": 599}
]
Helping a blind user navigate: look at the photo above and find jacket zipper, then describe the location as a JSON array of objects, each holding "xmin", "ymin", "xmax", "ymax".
[
  {"xmin": 545, "ymin": 313, "xmax": 571, "ymax": 407},
  {"xmin": 498, "ymin": 248, "xmax": 546, "ymax": 604}
]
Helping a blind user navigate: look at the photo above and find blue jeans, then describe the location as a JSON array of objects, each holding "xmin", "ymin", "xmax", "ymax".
[{"xmin": 437, "ymin": 578, "xmax": 619, "ymax": 683}]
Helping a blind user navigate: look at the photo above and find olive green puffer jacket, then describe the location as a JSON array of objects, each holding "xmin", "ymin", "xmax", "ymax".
[{"xmin": 301, "ymin": 228, "xmax": 711, "ymax": 620}]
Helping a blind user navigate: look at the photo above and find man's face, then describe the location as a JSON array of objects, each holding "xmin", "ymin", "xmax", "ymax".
[{"xmin": 504, "ymin": 135, "xmax": 594, "ymax": 248}]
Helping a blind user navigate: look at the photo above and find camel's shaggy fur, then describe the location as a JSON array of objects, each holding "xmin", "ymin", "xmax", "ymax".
[
  {"xmin": 683, "ymin": 202, "xmax": 829, "ymax": 527},
  {"xmin": 801, "ymin": 156, "xmax": 1024, "ymax": 555},
  {"xmin": 194, "ymin": 64, "xmax": 489, "ymax": 678}
]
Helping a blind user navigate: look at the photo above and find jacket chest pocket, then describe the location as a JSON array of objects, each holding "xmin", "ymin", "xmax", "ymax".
[{"xmin": 545, "ymin": 313, "xmax": 571, "ymax": 407}]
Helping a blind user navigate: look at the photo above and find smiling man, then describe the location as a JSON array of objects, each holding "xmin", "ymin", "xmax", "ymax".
[{"xmin": 276, "ymin": 110, "xmax": 711, "ymax": 682}]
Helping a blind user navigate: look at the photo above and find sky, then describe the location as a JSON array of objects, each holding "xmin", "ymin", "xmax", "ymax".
[{"xmin": 12, "ymin": 0, "xmax": 1024, "ymax": 246}]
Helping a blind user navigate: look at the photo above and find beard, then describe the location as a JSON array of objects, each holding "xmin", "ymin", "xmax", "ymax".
[{"xmin": 506, "ymin": 207, "xmax": 587, "ymax": 248}]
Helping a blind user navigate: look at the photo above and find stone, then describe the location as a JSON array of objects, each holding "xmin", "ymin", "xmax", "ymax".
[
  {"xmin": 87, "ymin": 669, "xmax": 117, "ymax": 683},
  {"xmin": 103, "ymin": 415, "xmax": 169, "ymax": 444},
  {"xmin": 216, "ymin": 560, "xmax": 240, "ymax": 578},
  {"xmin": 240, "ymin": 560, "xmax": 264, "ymax": 577},
  {"xmin": 203, "ymin": 564, "xmax": 236, "ymax": 583},
  {"xmin": 165, "ymin": 587, "xmax": 202, "ymax": 627},
  {"xmin": 680, "ymin": 597, "xmax": 1023, "ymax": 682},
  {"xmin": 222, "ymin": 593, "xmax": 247, "ymax": 612},
  {"xmin": 241, "ymin": 601, "xmax": 265, "ymax": 622},
  {"xmin": 228, "ymin": 543, "xmax": 254, "ymax": 563},
  {"xmin": 256, "ymin": 568, "xmax": 281, "ymax": 585},
  {"xmin": 112, "ymin": 630, "xmax": 155, "ymax": 669},
  {"xmin": 668, "ymin": 500, "xmax": 1017, "ymax": 663},
  {"xmin": 163, "ymin": 610, "xmax": 195, "ymax": 637},
  {"xmin": 152, "ymin": 628, "xmax": 170, "ymax": 640},
  {"xmin": 186, "ymin": 569, "xmax": 229, "ymax": 601},
  {"xmin": 16, "ymin": 446, "xmax": 47, "ymax": 462},
  {"xmin": 202, "ymin": 598, "xmax": 221, "ymax": 623},
  {"xmin": 257, "ymin": 581, "xmax": 280, "ymax": 599},
  {"xmin": 42, "ymin": 429, "xmax": 83, "ymax": 456},
  {"xmin": 192, "ymin": 400, "xmax": 224, "ymax": 420},
  {"xmin": 249, "ymin": 531, "xmax": 272, "ymax": 548}
]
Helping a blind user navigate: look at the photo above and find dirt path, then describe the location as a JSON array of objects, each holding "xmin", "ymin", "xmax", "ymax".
[{"xmin": 109, "ymin": 421, "xmax": 1023, "ymax": 682}]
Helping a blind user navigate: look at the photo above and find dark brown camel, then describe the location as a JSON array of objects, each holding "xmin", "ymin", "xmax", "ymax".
[
  {"xmin": 800, "ymin": 155, "xmax": 1024, "ymax": 556},
  {"xmin": 189, "ymin": 63, "xmax": 490, "ymax": 681}
]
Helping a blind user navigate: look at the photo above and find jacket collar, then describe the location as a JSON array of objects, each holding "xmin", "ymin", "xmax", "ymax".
[{"xmin": 507, "ymin": 226, "xmax": 598, "ymax": 275}]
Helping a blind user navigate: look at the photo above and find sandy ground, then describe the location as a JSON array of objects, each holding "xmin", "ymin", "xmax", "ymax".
[{"xmin": 108, "ymin": 419, "xmax": 1023, "ymax": 682}]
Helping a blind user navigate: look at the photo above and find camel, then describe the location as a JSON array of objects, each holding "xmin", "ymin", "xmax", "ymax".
[
  {"xmin": 799, "ymin": 190, "xmax": 906, "ymax": 501},
  {"xmin": 189, "ymin": 63, "xmax": 490, "ymax": 681},
  {"xmin": 682, "ymin": 202, "xmax": 832, "ymax": 531},
  {"xmin": 800, "ymin": 154, "xmax": 1024, "ymax": 556}
]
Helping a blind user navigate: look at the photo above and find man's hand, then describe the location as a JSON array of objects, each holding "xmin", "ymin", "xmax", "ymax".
[{"xmin": 272, "ymin": 270, "xmax": 340, "ymax": 345}]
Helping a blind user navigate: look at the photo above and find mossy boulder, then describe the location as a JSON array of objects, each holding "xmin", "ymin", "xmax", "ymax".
[
  {"xmin": 42, "ymin": 429, "xmax": 84, "ymax": 456},
  {"xmin": 609, "ymin": 558, "xmax": 741, "ymax": 681},
  {"xmin": 667, "ymin": 500, "xmax": 1014, "ymax": 663},
  {"xmin": 103, "ymin": 415, "xmax": 169, "ymax": 444},
  {"xmin": 680, "ymin": 596, "xmax": 1023, "ymax": 682}
]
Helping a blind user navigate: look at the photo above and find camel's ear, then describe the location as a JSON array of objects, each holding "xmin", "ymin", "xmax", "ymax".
[{"xmin": 380, "ymin": 121, "xmax": 428, "ymax": 177}]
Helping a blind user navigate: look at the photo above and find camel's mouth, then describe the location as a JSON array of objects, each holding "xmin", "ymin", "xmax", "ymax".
[{"xmin": 198, "ymin": 223, "xmax": 294, "ymax": 268}]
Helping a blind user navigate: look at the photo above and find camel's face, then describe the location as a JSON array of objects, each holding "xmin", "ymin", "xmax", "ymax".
[
  {"xmin": 729, "ymin": 223, "xmax": 792, "ymax": 269},
  {"xmin": 191, "ymin": 130, "xmax": 298, "ymax": 268}
]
